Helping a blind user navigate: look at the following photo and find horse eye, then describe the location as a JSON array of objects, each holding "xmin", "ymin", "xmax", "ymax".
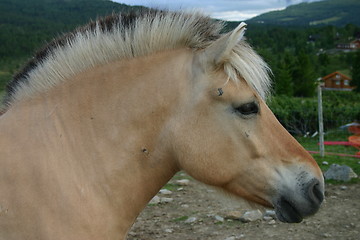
[{"xmin": 235, "ymin": 102, "xmax": 259, "ymax": 116}]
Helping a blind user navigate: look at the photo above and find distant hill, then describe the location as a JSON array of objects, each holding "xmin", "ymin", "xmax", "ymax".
[
  {"xmin": 0, "ymin": 0, "xmax": 144, "ymax": 60},
  {"xmin": 0, "ymin": 0, "xmax": 146, "ymax": 92},
  {"xmin": 247, "ymin": 0, "xmax": 360, "ymax": 26}
]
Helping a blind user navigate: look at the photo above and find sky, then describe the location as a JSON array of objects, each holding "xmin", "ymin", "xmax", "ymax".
[{"xmin": 112, "ymin": 0, "xmax": 324, "ymax": 21}]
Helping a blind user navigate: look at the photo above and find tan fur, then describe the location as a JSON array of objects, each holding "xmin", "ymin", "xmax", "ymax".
[{"xmin": 0, "ymin": 11, "xmax": 323, "ymax": 240}]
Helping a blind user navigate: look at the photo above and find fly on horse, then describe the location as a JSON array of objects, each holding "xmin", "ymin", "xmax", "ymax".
[{"xmin": 0, "ymin": 10, "xmax": 324, "ymax": 240}]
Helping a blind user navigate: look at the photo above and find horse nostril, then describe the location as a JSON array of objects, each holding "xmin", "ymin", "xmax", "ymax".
[{"xmin": 307, "ymin": 179, "xmax": 324, "ymax": 204}]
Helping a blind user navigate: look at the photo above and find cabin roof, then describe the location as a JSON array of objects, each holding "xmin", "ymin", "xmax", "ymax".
[{"xmin": 322, "ymin": 71, "xmax": 351, "ymax": 81}]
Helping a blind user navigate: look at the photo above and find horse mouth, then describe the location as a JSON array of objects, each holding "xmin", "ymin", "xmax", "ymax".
[{"xmin": 275, "ymin": 197, "xmax": 303, "ymax": 223}]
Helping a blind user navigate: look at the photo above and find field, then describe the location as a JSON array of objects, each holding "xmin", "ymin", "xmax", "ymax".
[{"xmin": 297, "ymin": 129, "xmax": 359, "ymax": 183}]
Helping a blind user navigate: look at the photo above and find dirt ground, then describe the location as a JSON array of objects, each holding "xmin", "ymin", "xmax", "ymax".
[{"xmin": 128, "ymin": 172, "xmax": 360, "ymax": 240}]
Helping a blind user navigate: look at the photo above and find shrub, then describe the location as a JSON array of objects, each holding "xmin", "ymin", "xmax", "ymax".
[{"xmin": 268, "ymin": 91, "xmax": 360, "ymax": 135}]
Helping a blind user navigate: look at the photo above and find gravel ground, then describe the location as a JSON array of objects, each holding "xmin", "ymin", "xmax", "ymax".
[{"xmin": 128, "ymin": 172, "xmax": 360, "ymax": 240}]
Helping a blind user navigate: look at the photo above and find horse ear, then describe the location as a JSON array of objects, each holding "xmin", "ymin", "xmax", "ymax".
[{"xmin": 202, "ymin": 22, "xmax": 247, "ymax": 67}]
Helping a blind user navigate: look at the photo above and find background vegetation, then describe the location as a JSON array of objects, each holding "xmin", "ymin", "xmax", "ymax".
[
  {"xmin": 268, "ymin": 91, "xmax": 360, "ymax": 135},
  {"xmin": 247, "ymin": 0, "xmax": 360, "ymax": 26}
]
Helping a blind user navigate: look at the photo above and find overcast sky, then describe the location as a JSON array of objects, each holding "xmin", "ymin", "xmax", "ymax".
[{"xmin": 112, "ymin": 0, "xmax": 324, "ymax": 21}]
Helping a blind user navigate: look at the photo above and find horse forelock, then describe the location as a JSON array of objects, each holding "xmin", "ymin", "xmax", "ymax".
[
  {"xmin": 225, "ymin": 42, "xmax": 272, "ymax": 99},
  {"xmin": 2, "ymin": 9, "xmax": 271, "ymax": 111}
]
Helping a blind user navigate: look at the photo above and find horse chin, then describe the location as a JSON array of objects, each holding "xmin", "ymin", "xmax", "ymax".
[
  {"xmin": 273, "ymin": 197, "xmax": 303, "ymax": 223},
  {"xmin": 272, "ymin": 177, "xmax": 324, "ymax": 223},
  {"xmin": 240, "ymin": 193, "xmax": 305, "ymax": 223}
]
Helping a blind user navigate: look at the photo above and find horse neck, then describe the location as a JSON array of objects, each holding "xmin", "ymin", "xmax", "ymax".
[{"xmin": 0, "ymin": 48, "xmax": 192, "ymax": 239}]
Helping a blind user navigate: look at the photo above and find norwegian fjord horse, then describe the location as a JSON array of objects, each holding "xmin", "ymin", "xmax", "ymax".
[{"xmin": 0, "ymin": 10, "xmax": 324, "ymax": 240}]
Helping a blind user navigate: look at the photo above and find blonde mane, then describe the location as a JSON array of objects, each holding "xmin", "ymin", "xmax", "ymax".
[{"xmin": 2, "ymin": 10, "xmax": 271, "ymax": 111}]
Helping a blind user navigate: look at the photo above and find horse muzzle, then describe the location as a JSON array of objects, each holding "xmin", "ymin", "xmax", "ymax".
[{"xmin": 273, "ymin": 177, "xmax": 324, "ymax": 223}]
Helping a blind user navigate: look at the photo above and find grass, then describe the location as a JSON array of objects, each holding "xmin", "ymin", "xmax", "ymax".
[
  {"xmin": 172, "ymin": 216, "xmax": 189, "ymax": 222},
  {"xmin": 162, "ymin": 183, "xmax": 178, "ymax": 191},
  {"xmin": 296, "ymin": 129, "xmax": 360, "ymax": 184},
  {"xmin": 309, "ymin": 16, "xmax": 341, "ymax": 25}
]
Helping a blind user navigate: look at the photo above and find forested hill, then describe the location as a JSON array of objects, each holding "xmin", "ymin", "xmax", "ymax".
[
  {"xmin": 247, "ymin": 0, "xmax": 360, "ymax": 26},
  {"xmin": 0, "ymin": 0, "xmax": 144, "ymax": 60}
]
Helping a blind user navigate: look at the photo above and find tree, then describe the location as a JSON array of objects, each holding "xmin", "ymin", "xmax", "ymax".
[
  {"xmin": 318, "ymin": 53, "xmax": 330, "ymax": 66},
  {"xmin": 351, "ymin": 50, "xmax": 360, "ymax": 92},
  {"xmin": 274, "ymin": 54, "xmax": 294, "ymax": 96},
  {"xmin": 292, "ymin": 51, "xmax": 317, "ymax": 97}
]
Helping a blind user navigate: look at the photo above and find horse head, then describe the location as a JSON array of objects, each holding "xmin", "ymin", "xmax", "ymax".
[{"xmin": 167, "ymin": 23, "xmax": 324, "ymax": 223}]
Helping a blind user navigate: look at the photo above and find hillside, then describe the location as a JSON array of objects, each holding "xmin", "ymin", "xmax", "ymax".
[
  {"xmin": 0, "ymin": 0, "xmax": 145, "ymax": 92},
  {"xmin": 0, "ymin": 0, "xmax": 144, "ymax": 63},
  {"xmin": 247, "ymin": 0, "xmax": 360, "ymax": 26}
]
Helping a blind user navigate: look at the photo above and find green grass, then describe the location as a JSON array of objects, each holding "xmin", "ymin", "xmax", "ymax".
[
  {"xmin": 279, "ymin": 17, "xmax": 296, "ymax": 22},
  {"xmin": 309, "ymin": 16, "xmax": 341, "ymax": 25},
  {"xmin": 162, "ymin": 183, "xmax": 178, "ymax": 191},
  {"xmin": 296, "ymin": 129, "xmax": 360, "ymax": 184},
  {"xmin": 172, "ymin": 216, "xmax": 189, "ymax": 222}
]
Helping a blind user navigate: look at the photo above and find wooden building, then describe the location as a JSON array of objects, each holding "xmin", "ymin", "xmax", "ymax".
[
  {"xmin": 336, "ymin": 39, "xmax": 360, "ymax": 50},
  {"xmin": 321, "ymin": 71, "xmax": 354, "ymax": 91},
  {"xmin": 349, "ymin": 39, "xmax": 360, "ymax": 49}
]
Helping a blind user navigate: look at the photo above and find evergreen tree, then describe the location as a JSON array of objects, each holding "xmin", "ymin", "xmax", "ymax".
[
  {"xmin": 318, "ymin": 53, "xmax": 330, "ymax": 66},
  {"xmin": 292, "ymin": 51, "xmax": 317, "ymax": 97},
  {"xmin": 351, "ymin": 50, "xmax": 360, "ymax": 92},
  {"xmin": 274, "ymin": 55, "xmax": 294, "ymax": 96}
]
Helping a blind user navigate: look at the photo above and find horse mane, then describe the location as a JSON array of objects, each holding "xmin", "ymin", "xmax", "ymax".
[{"xmin": 2, "ymin": 9, "xmax": 271, "ymax": 111}]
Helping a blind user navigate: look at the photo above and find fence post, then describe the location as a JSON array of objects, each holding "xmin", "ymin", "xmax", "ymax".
[{"xmin": 317, "ymin": 81, "xmax": 325, "ymax": 157}]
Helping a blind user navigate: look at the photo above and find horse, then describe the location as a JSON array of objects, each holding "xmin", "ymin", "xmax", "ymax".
[{"xmin": 0, "ymin": 10, "xmax": 324, "ymax": 240}]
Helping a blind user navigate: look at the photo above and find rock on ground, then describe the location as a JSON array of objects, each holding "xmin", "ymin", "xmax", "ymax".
[
  {"xmin": 324, "ymin": 164, "xmax": 358, "ymax": 182},
  {"xmin": 159, "ymin": 189, "xmax": 173, "ymax": 195},
  {"xmin": 184, "ymin": 216, "xmax": 197, "ymax": 223},
  {"xmin": 225, "ymin": 211, "xmax": 242, "ymax": 220},
  {"xmin": 240, "ymin": 210, "xmax": 263, "ymax": 223},
  {"xmin": 149, "ymin": 195, "xmax": 160, "ymax": 204},
  {"xmin": 176, "ymin": 179, "xmax": 190, "ymax": 186}
]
